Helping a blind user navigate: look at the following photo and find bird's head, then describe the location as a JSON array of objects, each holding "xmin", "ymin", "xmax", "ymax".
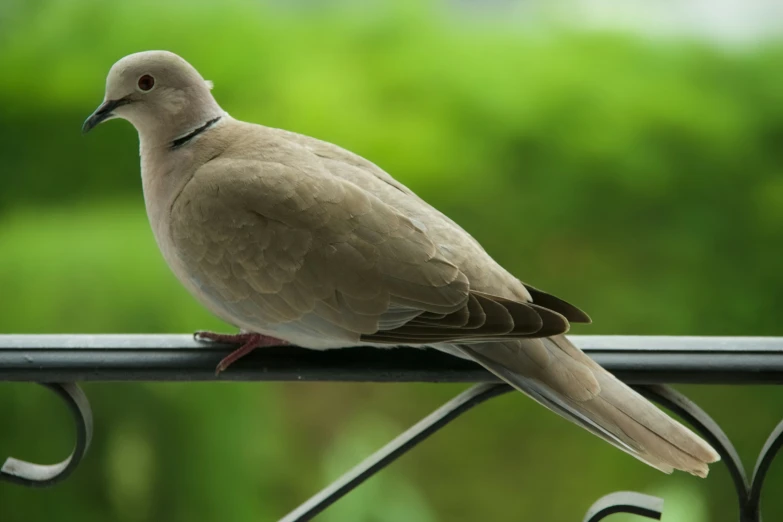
[{"xmin": 83, "ymin": 50, "xmax": 222, "ymax": 144}]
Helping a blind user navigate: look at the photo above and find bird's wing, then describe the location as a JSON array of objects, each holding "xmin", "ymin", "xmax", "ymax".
[{"xmin": 170, "ymin": 153, "xmax": 578, "ymax": 343}]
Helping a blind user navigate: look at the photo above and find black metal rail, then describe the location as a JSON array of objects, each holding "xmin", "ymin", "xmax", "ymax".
[{"xmin": 2, "ymin": 334, "xmax": 782, "ymax": 521}]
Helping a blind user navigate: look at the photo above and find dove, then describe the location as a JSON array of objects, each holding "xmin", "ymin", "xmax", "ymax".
[{"xmin": 83, "ymin": 50, "xmax": 720, "ymax": 476}]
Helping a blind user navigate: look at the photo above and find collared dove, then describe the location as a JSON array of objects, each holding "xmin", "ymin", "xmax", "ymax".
[{"xmin": 83, "ymin": 50, "xmax": 719, "ymax": 476}]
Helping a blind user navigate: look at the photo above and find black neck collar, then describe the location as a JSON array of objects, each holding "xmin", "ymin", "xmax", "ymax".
[{"xmin": 169, "ymin": 116, "xmax": 222, "ymax": 150}]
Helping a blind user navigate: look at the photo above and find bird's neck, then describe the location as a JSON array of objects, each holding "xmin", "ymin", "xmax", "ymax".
[{"xmin": 136, "ymin": 88, "xmax": 225, "ymax": 152}]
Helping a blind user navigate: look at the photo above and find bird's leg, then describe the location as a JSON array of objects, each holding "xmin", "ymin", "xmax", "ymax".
[{"xmin": 194, "ymin": 331, "xmax": 289, "ymax": 375}]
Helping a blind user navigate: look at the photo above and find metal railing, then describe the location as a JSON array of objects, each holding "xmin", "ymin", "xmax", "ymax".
[{"xmin": 1, "ymin": 335, "xmax": 782, "ymax": 521}]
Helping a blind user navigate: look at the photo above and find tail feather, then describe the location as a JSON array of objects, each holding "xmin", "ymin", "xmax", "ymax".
[{"xmin": 453, "ymin": 336, "xmax": 720, "ymax": 477}]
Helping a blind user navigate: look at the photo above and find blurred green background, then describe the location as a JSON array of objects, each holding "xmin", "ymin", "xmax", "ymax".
[{"xmin": 1, "ymin": 0, "xmax": 783, "ymax": 520}]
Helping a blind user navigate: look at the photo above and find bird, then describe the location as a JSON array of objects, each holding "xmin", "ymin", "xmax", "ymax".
[{"xmin": 83, "ymin": 50, "xmax": 720, "ymax": 477}]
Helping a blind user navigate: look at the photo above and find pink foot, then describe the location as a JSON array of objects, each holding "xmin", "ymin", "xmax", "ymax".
[{"xmin": 194, "ymin": 331, "xmax": 289, "ymax": 375}]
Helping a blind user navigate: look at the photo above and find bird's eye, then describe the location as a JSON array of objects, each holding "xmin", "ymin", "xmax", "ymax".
[{"xmin": 137, "ymin": 74, "xmax": 155, "ymax": 91}]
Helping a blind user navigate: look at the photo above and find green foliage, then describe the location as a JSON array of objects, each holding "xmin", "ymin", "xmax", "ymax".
[{"xmin": 1, "ymin": 0, "xmax": 783, "ymax": 521}]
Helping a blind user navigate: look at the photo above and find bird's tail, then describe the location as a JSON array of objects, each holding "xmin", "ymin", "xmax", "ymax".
[{"xmin": 454, "ymin": 336, "xmax": 720, "ymax": 476}]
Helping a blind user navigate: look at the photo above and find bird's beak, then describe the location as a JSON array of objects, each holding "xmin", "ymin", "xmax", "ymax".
[{"xmin": 82, "ymin": 97, "xmax": 131, "ymax": 134}]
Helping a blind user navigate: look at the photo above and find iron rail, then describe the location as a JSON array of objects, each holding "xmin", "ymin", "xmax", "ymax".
[{"xmin": 1, "ymin": 334, "xmax": 782, "ymax": 383}]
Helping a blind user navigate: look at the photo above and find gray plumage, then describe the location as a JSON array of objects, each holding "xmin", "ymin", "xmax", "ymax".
[{"xmin": 84, "ymin": 50, "xmax": 720, "ymax": 476}]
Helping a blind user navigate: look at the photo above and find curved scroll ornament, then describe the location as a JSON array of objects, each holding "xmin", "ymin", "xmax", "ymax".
[
  {"xmin": 1, "ymin": 382, "xmax": 93, "ymax": 487},
  {"xmin": 582, "ymin": 491, "xmax": 663, "ymax": 522},
  {"xmin": 636, "ymin": 385, "xmax": 783, "ymax": 522}
]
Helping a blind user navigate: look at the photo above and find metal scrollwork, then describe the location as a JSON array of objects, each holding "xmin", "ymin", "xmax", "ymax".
[
  {"xmin": 3, "ymin": 381, "xmax": 782, "ymax": 521},
  {"xmin": 582, "ymin": 491, "xmax": 663, "ymax": 521},
  {"xmin": 1, "ymin": 382, "xmax": 93, "ymax": 487}
]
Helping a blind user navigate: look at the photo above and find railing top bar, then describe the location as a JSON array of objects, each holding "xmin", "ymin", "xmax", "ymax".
[
  {"xmin": 1, "ymin": 334, "xmax": 782, "ymax": 351},
  {"xmin": 1, "ymin": 335, "xmax": 782, "ymax": 384}
]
